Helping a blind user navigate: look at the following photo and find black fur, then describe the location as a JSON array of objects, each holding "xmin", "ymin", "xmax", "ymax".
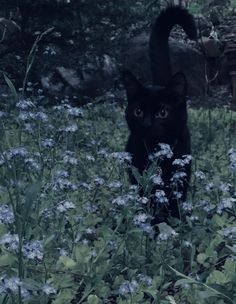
[
  {"xmin": 149, "ymin": 5, "xmax": 197, "ymax": 86},
  {"xmin": 122, "ymin": 6, "xmax": 197, "ymax": 223}
]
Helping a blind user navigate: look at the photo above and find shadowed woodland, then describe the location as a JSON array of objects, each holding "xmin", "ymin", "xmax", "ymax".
[
  {"xmin": 0, "ymin": 1, "xmax": 236, "ymax": 304},
  {"xmin": 0, "ymin": 0, "xmax": 236, "ymax": 105}
]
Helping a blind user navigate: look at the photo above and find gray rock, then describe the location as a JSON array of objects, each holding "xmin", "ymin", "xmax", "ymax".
[
  {"xmin": 79, "ymin": 54, "xmax": 117, "ymax": 96},
  {"xmin": 41, "ymin": 54, "xmax": 118, "ymax": 99},
  {"xmin": 199, "ymin": 36, "xmax": 221, "ymax": 58},
  {"xmin": 217, "ymin": 55, "xmax": 230, "ymax": 84},
  {"xmin": 0, "ymin": 18, "xmax": 21, "ymax": 42},
  {"xmin": 56, "ymin": 67, "xmax": 80, "ymax": 89},
  {"xmin": 195, "ymin": 14, "xmax": 212, "ymax": 36},
  {"xmin": 170, "ymin": 39, "xmax": 206, "ymax": 96},
  {"xmin": 0, "ymin": 18, "xmax": 21, "ymax": 56},
  {"xmin": 41, "ymin": 73, "xmax": 65, "ymax": 96},
  {"xmin": 121, "ymin": 33, "xmax": 206, "ymax": 97}
]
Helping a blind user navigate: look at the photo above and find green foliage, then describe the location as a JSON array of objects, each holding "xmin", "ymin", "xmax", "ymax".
[
  {"xmin": 1, "ymin": 0, "xmax": 162, "ymax": 56},
  {"xmin": 0, "ymin": 88, "xmax": 236, "ymax": 303}
]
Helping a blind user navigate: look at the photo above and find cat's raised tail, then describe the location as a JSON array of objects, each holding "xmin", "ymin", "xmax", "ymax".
[{"xmin": 149, "ymin": 6, "xmax": 197, "ymax": 87}]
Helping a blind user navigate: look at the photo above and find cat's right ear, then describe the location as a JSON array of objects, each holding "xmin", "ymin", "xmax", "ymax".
[{"xmin": 122, "ymin": 69, "xmax": 144, "ymax": 102}]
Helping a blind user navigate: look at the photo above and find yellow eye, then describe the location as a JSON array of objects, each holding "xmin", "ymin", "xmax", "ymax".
[
  {"xmin": 134, "ymin": 107, "xmax": 143, "ymax": 118},
  {"xmin": 155, "ymin": 109, "xmax": 168, "ymax": 119}
]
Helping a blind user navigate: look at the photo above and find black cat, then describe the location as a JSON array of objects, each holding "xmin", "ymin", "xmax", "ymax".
[{"xmin": 122, "ymin": 6, "xmax": 197, "ymax": 223}]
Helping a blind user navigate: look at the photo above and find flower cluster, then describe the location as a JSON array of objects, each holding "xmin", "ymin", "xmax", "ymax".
[
  {"xmin": 171, "ymin": 171, "xmax": 187, "ymax": 187},
  {"xmin": 222, "ymin": 227, "xmax": 236, "ymax": 239},
  {"xmin": 3, "ymin": 147, "xmax": 28, "ymax": 161},
  {"xmin": 56, "ymin": 200, "xmax": 75, "ymax": 213},
  {"xmin": 172, "ymin": 155, "xmax": 192, "ymax": 167},
  {"xmin": 154, "ymin": 190, "xmax": 168, "ymax": 205},
  {"xmin": 110, "ymin": 152, "xmax": 132, "ymax": 165},
  {"xmin": 0, "ymin": 233, "xmax": 19, "ymax": 250},
  {"xmin": 41, "ymin": 138, "xmax": 55, "ymax": 148},
  {"xmin": 44, "ymin": 45, "xmax": 57, "ymax": 55},
  {"xmin": 16, "ymin": 99, "xmax": 35, "ymax": 110},
  {"xmin": 182, "ymin": 201, "xmax": 193, "ymax": 213},
  {"xmin": 0, "ymin": 205, "xmax": 14, "ymax": 224},
  {"xmin": 150, "ymin": 173, "xmax": 163, "ymax": 186},
  {"xmin": 217, "ymin": 197, "xmax": 235, "ymax": 214},
  {"xmin": 137, "ymin": 274, "xmax": 152, "ymax": 286},
  {"xmin": 194, "ymin": 170, "xmax": 206, "ymax": 180},
  {"xmin": 107, "ymin": 180, "xmax": 122, "ymax": 189},
  {"xmin": 42, "ymin": 283, "xmax": 57, "ymax": 295},
  {"xmin": 66, "ymin": 107, "xmax": 84, "ymax": 117},
  {"xmin": 0, "ymin": 234, "xmax": 44, "ymax": 261},
  {"xmin": 158, "ymin": 229, "xmax": 178, "ymax": 242},
  {"xmin": 197, "ymin": 200, "xmax": 215, "ymax": 213},
  {"xmin": 0, "ymin": 147, "xmax": 42, "ymax": 175},
  {"xmin": 18, "ymin": 111, "xmax": 49, "ymax": 122},
  {"xmin": 52, "ymin": 178, "xmax": 78, "ymax": 192},
  {"xmin": 112, "ymin": 194, "xmax": 136, "ymax": 206},
  {"xmin": 25, "ymin": 157, "xmax": 41, "ymax": 171},
  {"xmin": 118, "ymin": 280, "xmax": 138, "ymax": 296},
  {"xmin": 59, "ymin": 123, "xmax": 78, "ymax": 133},
  {"xmin": 228, "ymin": 148, "xmax": 236, "ymax": 172},
  {"xmin": 0, "ymin": 276, "xmax": 56, "ymax": 299},
  {"xmin": 0, "ymin": 277, "xmax": 29, "ymax": 299},
  {"xmin": 22, "ymin": 240, "xmax": 43, "ymax": 260},
  {"xmin": 133, "ymin": 213, "xmax": 152, "ymax": 233},
  {"xmin": 149, "ymin": 143, "xmax": 173, "ymax": 161},
  {"xmin": 63, "ymin": 151, "xmax": 78, "ymax": 165}
]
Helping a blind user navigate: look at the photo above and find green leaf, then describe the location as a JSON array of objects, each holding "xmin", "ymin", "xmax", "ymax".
[
  {"xmin": 197, "ymin": 290, "xmax": 217, "ymax": 300},
  {"xmin": 175, "ymin": 278, "xmax": 193, "ymax": 287},
  {"xmin": 22, "ymin": 182, "xmax": 41, "ymax": 231},
  {"xmin": 97, "ymin": 285, "xmax": 110, "ymax": 298},
  {"xmin": 166, "ymin": 296, "xmax": 177, "ymax": 304},
  {"xmin": 158, "ymin": 222, "xmax": 174, "ymax": 234},
  {"xmin": 2, "ymin": 73, "xmax": 18, "ymax": 102},
  {"xmin": 168, "ymin": 264, "xmax": 234, "ymax": 303},
  {"xmin": 197, "ymin": 253, "xmax": 207, "ymax": 265},
  {"xmin": 0, "ymin": 254, "xmax": 17, "ymax": 268},
  {"xmin": 207, "ymin": 270, "xmax": 230, "ymax": 285},
  {"xmin": 74, "ymin": 244, "xmax": 91, "ymax": 263},
  {"xmin": 226, "ymin": 245, "xmax": 236, "ymax": 254},
  {"xmin": 132, "ymin": 291, "xmax": 144, "ymax": 302},
  {"xmin": 213, "ymin": 215, "xmax": 226, "ymax": 228},
  {"xmin": 143, "ymin": 287, "xmax": 158, "ymax": 299},
  {"xmin": 58, "ymin": 256, "xmax": 77, "ymax": 269},
  {"xmin": 131, "ymin": 167, "xmax": 143, "ymax": 186},
  {"xmin": 43, "ymin": 234, "xmax": 55, "ymax": 246},
  {"xmin": 23, "ymin": 278, "xmax": 42, "ymax": 291},
  {"xmin": 52, "ymin": 289, "xmax": 77, "ymax": 304},
  {"xmin": 87, "ymin": 295, "xmax": 100, "ymax": 304}
]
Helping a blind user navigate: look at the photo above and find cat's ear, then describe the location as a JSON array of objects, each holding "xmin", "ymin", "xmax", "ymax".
[
  {"xmin": 168, "ymin": 72, "xmax": 187, "ymax": 99},
  {"xmin": 122, "ymin": 69, "xmax": 144, "ymax": 102}
]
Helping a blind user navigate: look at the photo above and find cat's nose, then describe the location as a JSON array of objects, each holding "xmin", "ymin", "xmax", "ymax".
[{"xmin": 143, "ymin": 116, "xmax": 152, "ymax": 129}]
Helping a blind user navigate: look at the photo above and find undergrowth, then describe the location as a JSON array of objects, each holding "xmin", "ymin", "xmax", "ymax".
[{"xmin": 0, "ymin": 92, "xmax": 235, "ymax": 304}]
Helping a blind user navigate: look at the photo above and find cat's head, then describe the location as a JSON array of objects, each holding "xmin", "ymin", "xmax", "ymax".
[{"xmin": 122, "ymin": 70, "xmax": 188, "ymax": 144}]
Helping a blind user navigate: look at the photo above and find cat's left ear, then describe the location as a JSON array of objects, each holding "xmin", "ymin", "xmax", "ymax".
[
  {"xmin": 168, "ymin": 72, "xmax": 187, "ymax": 100},
  {"xmin": 122, "ymin": 69, "xmax": 144, "ymax": 102}
]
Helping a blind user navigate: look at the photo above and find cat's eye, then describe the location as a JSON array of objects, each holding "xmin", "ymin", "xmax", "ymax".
[
  {"xmin": 155, "ymin": 109, "xmax": 169, "ymax": 119},
  {"xmin": 134, "ymin": 107, "xmax": 143, "ymax": 118}
]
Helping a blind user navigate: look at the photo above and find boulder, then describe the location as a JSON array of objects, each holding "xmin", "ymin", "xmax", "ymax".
[
  {"xmin": 40, "ymin": 54, "xmax": 118, "ymax": 99},
  {"xmin": 0, "ymin": 18, "xmax": 21, "ymax": 42},
  {"xmin": 199, "ymin": 36, "xmax": 221, "ymax": 58},
  {"xmin": 195, "ymin": 14, "xmax": 212, "ymax": 36},
  {"xmin": 120, "ymin": 33, "xmax": 206, "ymax": 97},
  {"xmin": 56, "ymin": 67, "xmax": 80, "ymax": 89},
  {"xmin": 0, "ymin": 18, "xmax": 21, "ymax": 56},
  {"xmin": 170, "ymin": 39, "xmax": 206, "ymax": 96}
]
